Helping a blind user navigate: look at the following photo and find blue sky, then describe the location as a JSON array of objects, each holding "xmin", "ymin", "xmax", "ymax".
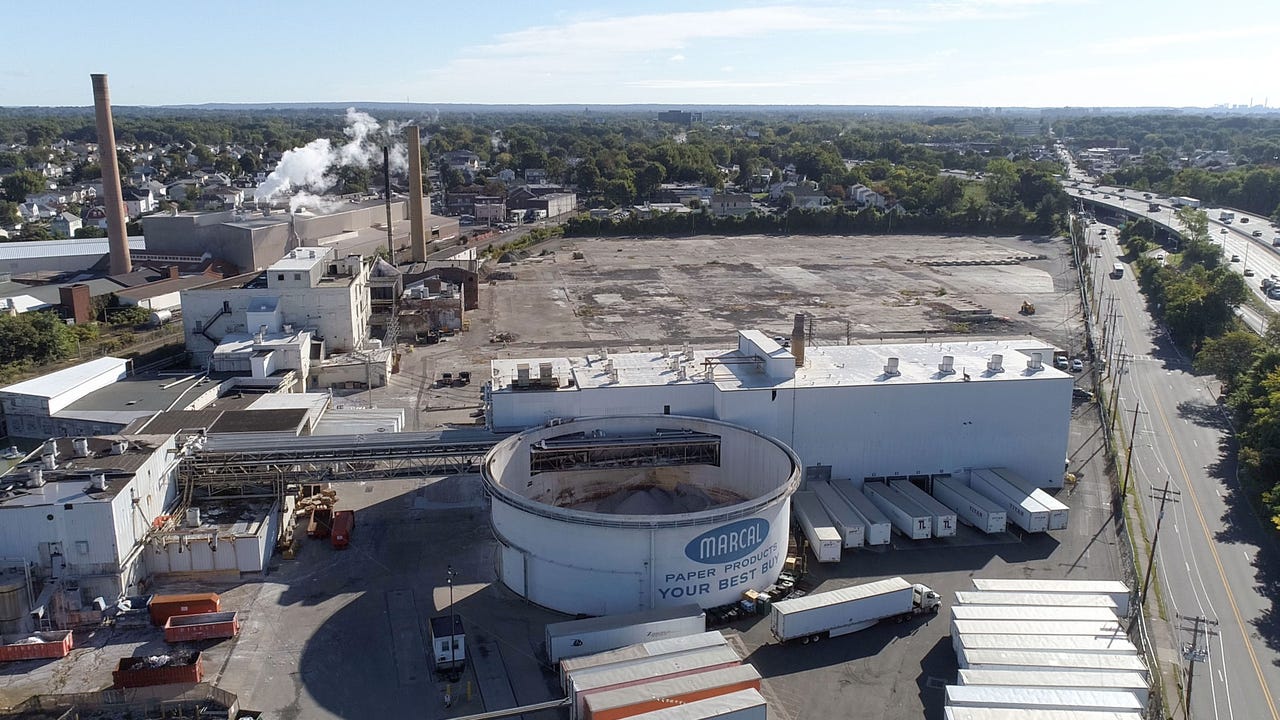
[{"xmin": 3, "ymin": 0, "xmax": 1278, "ymax": 108}]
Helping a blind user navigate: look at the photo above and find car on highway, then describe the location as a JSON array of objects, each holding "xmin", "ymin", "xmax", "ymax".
[
  {"xmin": 1252, "ymin": 230, "xmax": 1262, "ymax": 237},
  {"xmin": 1270, "ymin": 287, "xmax": 1280, "ymax": 300},
  {"xmin": 1244, "ymin": 268, "xmax": 1255, "ymax": 276},
  {"xmin": 1072, "ymin": 387, "xmax": 1095, "ymax": 402},
  {"xmin": 1156, "ymin": 253, "xmax": 1166, "ymax": 262},
  {"xmin": 1103, "ymin": 194, "xmax": 1111, "ymax": 199},
  {"xmin": 1231, "ymin": 254, "xmax": 1241, "ymax": 262},
  {"xmin": 1241, "ymin": 217, "xmax": 1249, "ymax": 223}
]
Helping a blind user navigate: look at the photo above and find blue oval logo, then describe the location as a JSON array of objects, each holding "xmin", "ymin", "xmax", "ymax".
[{"xmin": 685, "ymin": 518, "xmax": 769, "ymax": 564}]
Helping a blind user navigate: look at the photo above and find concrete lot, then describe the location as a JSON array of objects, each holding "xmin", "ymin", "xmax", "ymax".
[{"xmin": 0, "ymin": 232, "xmax": 1120, "ymax": 720}]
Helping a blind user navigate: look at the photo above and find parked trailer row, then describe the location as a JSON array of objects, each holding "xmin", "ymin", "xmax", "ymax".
[
  {"xmin": 560, "ymin": 631, "xmax": 728, "ymax": 692},
  {"xmin": 546, "ymin": 605, "xmax": 706, "ymax": 664},
  {"xmin": 810, "ymin": 481, "xmax": 865, "ymax": 548},
  {"xmin": 958, "ymin": 649, "xmax": 1149, "ymax": 675},
  {"xmin": 891, "ymin": 480, "xmax": 958, "ymax": 537},
  {"xmin": 986, "ymin": 468, "xmax": 1068, "ymax": 530},
  {"xmin": 945, "ymin": 685, "xmax": 1145, "ymax": 714},
  {"xmin": 791, "ymin": 491, "xmax": 842, "ymax": 562},
  {"xmin": 969, "ymin": 579, "xmax": 1131, "ymax": 618},
  {"xmin": 862, "ymin": 482, "xmax": 931, "ymax": 540},
  {"xmin": 957, "ymin": 669, "xmax": 1150, "ymax": 706},
  {"xmin": 770, "ymin": 576, "xmax": 941, "ymax": 643},
  {"xmin": 829, "ymin": 479, "xmax": 892, "ymax": 545},
  {"xmin": 580, "ymin": 664, "xmax": 762, "ymax": 720},
  {"xmin": 968, "ymin": 469, "xmax": 1050, "ymax": 533},
  {"xmin": 953, "ymin": 591, "xmax": 1119, "ymax": 614},
  {"xmin": 570, "ymin": 646, "xmax": 742, "ymax": 719},
  {"xmin": 0, "ymin": 631, "xmax": 73, "ymax": 662},
  {"xmin": 163, "ymin": 611, "xmax": 240, "ymax": 643},
  {"xmin": 950, "ymin": 605, "xmax": 1121, "ymax": 623},
  {"xmin": 931, "ymin": 477, "xmax": 1007, "ymax": 534}
]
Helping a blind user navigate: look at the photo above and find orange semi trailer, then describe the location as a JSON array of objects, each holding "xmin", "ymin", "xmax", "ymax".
[{"xmin": 581, "ymin": 664, "xmax": 762, "ymax": 720}]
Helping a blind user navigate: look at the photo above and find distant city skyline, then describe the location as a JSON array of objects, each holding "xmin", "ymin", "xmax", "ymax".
[{"xmin": 2, "ymin": 0, "xmax": 1278, "ymax": 109}]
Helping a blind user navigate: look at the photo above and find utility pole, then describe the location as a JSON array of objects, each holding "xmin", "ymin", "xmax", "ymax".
[
  {"xmin": 1178, "ymin": 613, "xmax": 1218, "ymax": 717},
  {"xmin": 1140, "ymin": 480, "xmax": 1181, "ymax": 609},
  {"xmin": 1109, "ymin": 351, "xmax": 1131, "ymax": 431},
  {"xmin": 1121, "ymin": 399, "xmax": 1147, "ymax": 495}
]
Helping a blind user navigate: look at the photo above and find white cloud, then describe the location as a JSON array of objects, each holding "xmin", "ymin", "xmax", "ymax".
[
  {"xmin": 669, "ymin": 54, "xmax": 685, "ymax": 62},
  {"xmin": 1089, "ymin": 25, "xmax": 1280, "ymax": 55}
]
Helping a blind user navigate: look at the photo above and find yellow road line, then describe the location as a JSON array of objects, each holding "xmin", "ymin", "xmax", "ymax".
[{"xmin": 1144, "ymin": 378, "xmax": 1278, "ymax": 720}]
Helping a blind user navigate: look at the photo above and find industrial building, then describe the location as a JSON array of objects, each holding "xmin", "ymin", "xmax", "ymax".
[
  {"xmin": 179, "ymin": 246, "xmax": 371, "ymax": 370},
  {"xmin": 482, "ymin": 415, "xmax": 802, "ymax": 615},
  {"xmin": 488, "ymin": 325, "xmax": 1072, "ymax": 488},
  {"xmin": 0, "ymin": 434, "xmax": 182, "ymax": 621}
]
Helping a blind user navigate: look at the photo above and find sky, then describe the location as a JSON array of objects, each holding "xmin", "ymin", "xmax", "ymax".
[{"xmin": 3, "ymin": 0, "xmax": 1279, "ymax": 108}]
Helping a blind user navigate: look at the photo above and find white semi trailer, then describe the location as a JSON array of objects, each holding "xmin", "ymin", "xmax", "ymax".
[
  {"xmin": 891, "ymin": 480, "xmax": 958, "ymax": 538},
  {"xmin": 987, "ymin": 468, "xmax": 1069, "ymax": 530},
  {"xmin": 953, "ymin": 591, "xmax": 1119, "ymax": 614},
  {"xmin": 944, "ymin": 685, "xmax": 1145, "ymax": 714},
  {"xmin": 791, "ymin": 491, "xmax": 842, "ymax": 563},
  {"xmin": 956, "ymin": 669, "xmax": 1150, "ymax": 706},
  {"xmin": 968, "ymin": 469, "xmax": 1050, "ymax": 533},
  {"xmin": 809, "ymin": 481, "xmax": 865, "ymax": 548},
  {"xmin": 950, "ymin": 605, "xmax": 1121, "ymax": 623},
  {"xmin": 969, "ymin": 579, "xmax": 1132, "ymax": 617},
  {"xmin": 545, "ymin": 605, "xmax": 706, "ymax": 663},
  {"xmin": 931, "ymin": 477, "xmax": 1007, "ymax": 534},
  {"xmin": 862, "ymin": 482, "xmax": 931, "ymax": 540},
  {"xmin": 769, "ymin": 576, "xmax": 941, "ymax": 643},
  {"xmin": 829, "ymin": 479, "xmax": 892, "ymax": 545}
]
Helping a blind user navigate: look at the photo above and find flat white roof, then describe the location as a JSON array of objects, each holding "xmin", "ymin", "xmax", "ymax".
[
  {"xmin": 491, "ymin": 336, "xmax": 1067, "ymax": 393},
  {"xmin": 0, "ymin": 357, "xmax": 127, "ymax": 399},
  {"xmin": 0, "ymin": 237, "xmax": 145, "ymax": 261},
  {"xmin": 268, "ymin": 246, "xmax": 332, "ymax": 273},
  {"xmin": 247, "ymin": 392, "xmax": 330, "ymax": 412}
]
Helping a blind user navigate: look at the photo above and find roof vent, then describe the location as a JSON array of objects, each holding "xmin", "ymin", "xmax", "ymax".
[
  {"xmin": 661, "ymin": 345, "xmax": 669, "ymax": 357},
  {"xmin": 884, "ymin": 357, "xmax": 900, "ymax": 376},
  {"xmin": 26, "ymin": 466, "xmax": 44, "ymax": 489},
  {"xmin": 600, "ymin": 348, "xmax": 609, "ymax": 361},
  {"xmin": 186, "ymin": 507, "xmax": 202, "ymax": 528},
  {"xmin": 41, "ymin": 453, "xmax": 57, "ymax": 471},
  {"xmin": 678, "ymin": 365, "xmax": 688, "ymax": 381},
  {"xmin": 987, "ymin": 353, "xmax": 1004, "ymax": 373},
  {"xmin": 608, "ymin": 368, "xmax": 619, "ymax": 383},
  {"xmin": 939, "ymin": 355, "xmax": 955, "ymax": 374},
  {"xmin": 111, "ymin": 440, "xmax": 129, "ymax": 455},
  {"xmin": 72, "ymin": 437, "xmax": 90, "ymax": 458},
  {"xmin": 89, "ymin": 473, "xmax": 108, "ymax": 492},
  {"xmin": 1027, "ymin": 352, "xmax": 1044, "ymax": 371}
]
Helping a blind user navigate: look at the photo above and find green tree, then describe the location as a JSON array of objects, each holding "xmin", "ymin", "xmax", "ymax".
[
  {"xmin": 74, "ymin": 225, "xmax": 107, "ymax": 239},
  {"xmin": 1195, "ymin": 330, "xmax": 1264, "ymax": 390},
  {"xmin": 2, "ymin": 169, "xmax": 44, "ymax": 202},
  {"xmin": 602, "ymin": 178, "xmax": 636, "ymax": 207}
]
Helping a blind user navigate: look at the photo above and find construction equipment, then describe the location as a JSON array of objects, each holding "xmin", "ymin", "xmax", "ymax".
[{"xmin": 1019, "ymin": 301, "xmax": 1036, "ymax": 315}]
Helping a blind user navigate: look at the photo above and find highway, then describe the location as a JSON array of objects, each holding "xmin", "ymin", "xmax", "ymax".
[{"xmin": 1088, "ymin": 213, "xmax": 1280, "ymax": 720}]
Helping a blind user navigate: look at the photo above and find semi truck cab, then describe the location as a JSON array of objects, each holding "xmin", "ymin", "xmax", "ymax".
[{"xmin": 912, "ymin": 584, "xmax": 943, "ymax": 613}]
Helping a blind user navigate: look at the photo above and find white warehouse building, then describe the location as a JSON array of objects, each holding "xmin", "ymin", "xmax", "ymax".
[{"xmin": 488, "ymin": 329, "xmax": 1072, "ymax": 489}]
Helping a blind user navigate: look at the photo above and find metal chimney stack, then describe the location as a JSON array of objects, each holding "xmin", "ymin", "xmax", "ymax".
[
  {"xmin": 407, "ymin": 125, "xmax": 427, "ymax": 262},
  {"xmin": 91, "ymin": 74, "xmax": 132, "ymax": 276},
  {"xmin": 791, "ymin": 313, "xmax": 806, "ymax": 368}
]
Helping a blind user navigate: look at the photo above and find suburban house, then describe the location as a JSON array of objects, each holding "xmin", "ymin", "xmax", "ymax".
[
  {"xmin": 848, "ymin": 184, "xmax": 887, "ymax": 208},
  {"xmin": 122, "ymin": 188, "xmax": 157, "ymax": 217},
  {"xmin": 710, "ymin": 193, "xmax": 754, "ymax": 218},
  {"xmin": 51, "ymin": 212, "xmax": 83, "ymax": 238},
  {"xmin": 441, "ymin": 150, "xmax": 481, "ymax": 171}
]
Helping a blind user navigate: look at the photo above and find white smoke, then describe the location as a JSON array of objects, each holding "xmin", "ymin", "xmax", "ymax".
[{"xmin": 254, "ymin": 108, "xmax": 411, "ymax": 206}]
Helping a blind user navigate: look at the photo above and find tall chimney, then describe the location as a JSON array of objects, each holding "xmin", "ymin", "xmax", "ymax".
[
  {"xmin": 383, "ymin": 145, "xmax": 394, "ymax": 263},
  {"xmin": 791, "ymin": 313, "xmax": 806, "ymax": 368},
  {"xmin": 407, "ymin": 125, "xmax": 427, "ymax": 262},
  {"xmin": 91, "ymin": 74, "xmax": 132, "ymax": 276}
]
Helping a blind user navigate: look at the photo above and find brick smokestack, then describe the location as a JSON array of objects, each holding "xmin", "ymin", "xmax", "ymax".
[
  {"xmin": 91, "ymin": 74, "xmax": 132, "ymax": 276},
  {"xmin": 791, "ymin": 313, "xmax": 806, "ymax": 368},
  {"xmin": 407, "ymin": 125, "xmax": 427, "ymax": 263}
]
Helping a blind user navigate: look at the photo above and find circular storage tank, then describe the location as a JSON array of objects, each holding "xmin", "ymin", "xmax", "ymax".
[
  {"xmin": 483, "ymin": 415, "xmax": 801, "ymax": 616},
  {"xmin": 0, "ymin": 577, "xmax": 27, "ymax": 634}
]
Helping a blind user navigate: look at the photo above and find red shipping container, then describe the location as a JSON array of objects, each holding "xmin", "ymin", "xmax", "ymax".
[
  {"xmin": 0, "ymin": 631, "xmax": 73, "ymax": 662},
  {"xmin": 113, "ymin": 651, "xmax": 204, "ymax": 688},
  {"xmin": 149, "ymin": 593, "xmax": 221, "ymax": 626},
  {"xmin": 331, "ymin": 509, "xmax": 355, "ymax": 549},
  {"xmin": 163, "ymin": 611, "xmax": 240, "ymax": 643}
]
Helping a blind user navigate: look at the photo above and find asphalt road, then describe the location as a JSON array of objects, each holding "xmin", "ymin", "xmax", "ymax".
[{"xmin": 1089, "ymin": 219, "xmax": 1280, "ymax": 720}]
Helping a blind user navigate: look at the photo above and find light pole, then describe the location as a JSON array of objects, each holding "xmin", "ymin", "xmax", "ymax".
[{"xmin": 447, "ymin": 564, "xmax": 457, "ymax": 674}]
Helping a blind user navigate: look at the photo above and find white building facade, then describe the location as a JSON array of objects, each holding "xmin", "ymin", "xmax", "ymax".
[{"xmin": 488, "ymin": 331, "xmax": 1073, "ymax": 489}]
